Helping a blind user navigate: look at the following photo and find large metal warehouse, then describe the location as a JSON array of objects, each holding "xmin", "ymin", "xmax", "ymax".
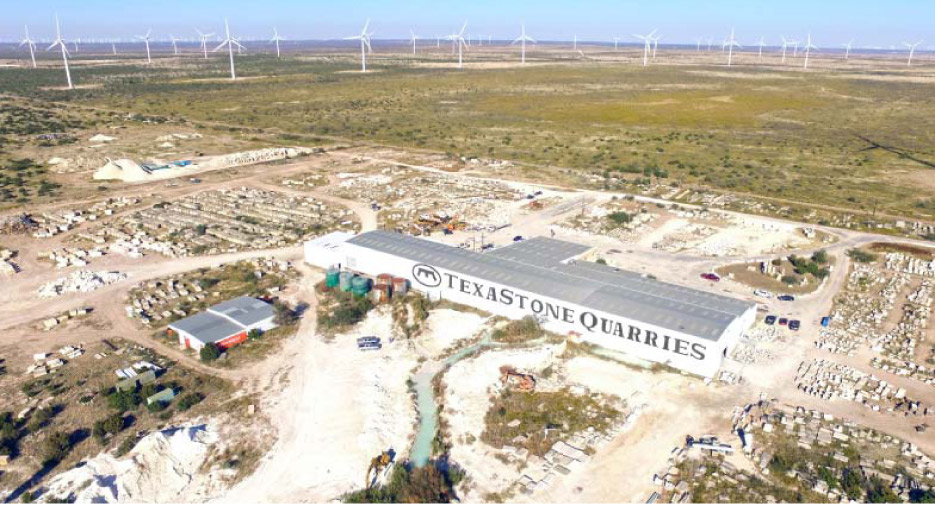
[{"xmin": 305, "ymin": 230, "xmax": 756, "ymax": 377}]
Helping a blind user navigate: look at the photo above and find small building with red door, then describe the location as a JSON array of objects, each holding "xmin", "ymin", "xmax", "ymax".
[{"xmin": 168, "ymin": 296, "xmax": 277, "ymax": 352}]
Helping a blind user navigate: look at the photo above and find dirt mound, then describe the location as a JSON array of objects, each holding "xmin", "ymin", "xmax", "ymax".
[{"xmin": 93, "ymin": 159, "xmax": 148, "ymax": 182}]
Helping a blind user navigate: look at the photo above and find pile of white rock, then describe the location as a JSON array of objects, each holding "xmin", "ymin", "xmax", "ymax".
[{"xmin": 39, "ymin": 270, "xmax": 127, "ymax": 298}]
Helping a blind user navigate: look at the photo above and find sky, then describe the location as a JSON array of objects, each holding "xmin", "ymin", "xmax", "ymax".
[{"xmin": 2, "ymin": 0, "xmax": 932, "ymax": 48}]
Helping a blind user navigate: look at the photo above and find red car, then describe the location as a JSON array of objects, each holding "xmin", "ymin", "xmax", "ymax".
[{"xmin": 701, "ymin": 273, "xmax": 721, "ymax": 282}]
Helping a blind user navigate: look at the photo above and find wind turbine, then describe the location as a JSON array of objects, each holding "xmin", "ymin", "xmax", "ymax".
[
  {"xmin": 780, "ymin": 36, "xmax": 789, "ymax": 63},
  {"xmin": 138, "ymin": 29, "xmax": 152, "ymax": 64},
  {"xmin": 803, "ymin": 33, "xmax": 817, "ymax": 69},
  {"xmin": 633, "ymin": 29, "xmax": 657, "ymax": 67},
  {"xmin": 170, "ymin": 35, "xmax": 179, "ymax": 55},
  {"xmin": 345, "ymin": 19, "xmax": 373, "ymax": 72},
  {"xmin": 47, "ymin": 15, "xmax": 73, "ymax": 89},
  {"xmin": 904, "ymin": 40, "xmax": 923, "ymax": 66},
  {"xmin": 573, "ymin": 34, "xmax": 577, "ymax": 51},
  {"xmin": 445, "ymin": 22, "xmax": 468, "ymax": 69},
  {"xmin": 696, "ymin": 38, "xmax": 702, "ymax": 51},
  {"xmin": 757, "ymin": 37, "xmax": 765, "ymax": 59},
  {"xmin": 409, "ymin": 29, "xmax": 420, "ymax": 55},
  {"xmin": 512, "ymin": 23, "xmax": 535, "ymax": 64},
  {"xmin": 842, "ymin": 39, "xmax": 853, "ymax": 60},
  {"xmin": 196, "ymin": 28, "xmax": 214, "ymax": 59},
  {"xmin": 213, "ymin": 18, "xmax": 244, "ymax": 80},
  {"xmin": 614, "ymin": 37, "xmax": 620, "ymax": 51},
  {"xmin": 20, "ymin": 25, "xmax": 37, "ymax": 68},
  {"xmin": 791, "ymin": 39, "xmax": 800, "ymax": 57},
  {"xmin": 271, "ymin": 27, "xmax": 284, "ymax": 58},
  {"xmin": 652, "ymin": 35, "xmax": 661, "ymax": 59},
  {"xmin": 112, "ymin": 42, "xmax": 117, "ymax": 55},
  {"xmin": 73, "ymin": 38, "xmax": 80, "ymax": 53},
  {"xmin": 725, "ymin": 27, "xmax": 741, "ymax": 67}
]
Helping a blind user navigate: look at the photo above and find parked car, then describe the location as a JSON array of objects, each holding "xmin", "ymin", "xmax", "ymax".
[
  {"xmin": 778, "ymin": 295, "xmax": 796, "ymax": 302},
  {"xmin": 821, "ymin": 316, "xmax": 831, "ymax": 327},
  {"xmin": 754, "ymin": 289, "xmax": 773, "ymax": 299},
  {"xmin": 765, "ymin": 315, "xmax": 777, "ymax": 325},
  {"xmin": 789, "ymin": 320, "xmax": 801, "ymax": 331},
  {"xmin": 700, "ymin": 273, "xmax": 721, "ymax": 282},
  {"xmin": 358, "ymin": 342, "xmax": 382, "ymax": 351},
  {"xmin": 513, "ymin": 235, "xmax": 525, "ymax": 242},
  {"xmin": 357, "ymin": 336, "xmax": 380, "ymax": 345},
  {"xmin": 778, "ymin": 317, "xmax": 789, "ymax": 326}
]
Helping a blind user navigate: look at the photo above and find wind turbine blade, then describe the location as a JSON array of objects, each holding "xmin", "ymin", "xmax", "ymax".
[
  {"xmin": 459, "ymin": 21, "xmax": 467, "ymax": 36},
  {"xmin": 213, "ymin": 41, "xmax": 228, "ymax": 52},
  {"xmin": 362, "ymin": 19, "xmax": 370, "ymax": 34},
  {"xmin": 47, "ymin": 41, "xmax": 59, "ymax": 51}
]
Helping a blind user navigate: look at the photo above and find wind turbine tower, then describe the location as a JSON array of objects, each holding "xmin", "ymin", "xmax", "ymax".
[
  {"xmin": 803, "ymin": 33, "xmax": 817, "ymax": 69},
  {"xmin": 271, "ymin": 27, "xmax": 284, "ymax": 58},
  {"xmin": 843, "ymin": 40, "xmax": 853, "ymax": 60},
  {"xmin": 445, "ymin": 22, "xmax": 468, "ymax": 69},
  {"xmin": 20, "ymin": 26, "xmax": 37, "ymax": 68},
  {"xmin": 345, "ymin": 19, "xmax": 373, "ymax": 72},
  {"xmin": 138, "ymin": 29, "xmax": 152, "ymax": 64},
  {"xmin": 409, "ymin": 29, "xmax": 420, "ymax": 55},
  {"xmin": 904, "ymin": 40, "xmax": 923, "ymax": 66},
  {"xmin": 757, "ymin": 37, "xmax": 765, "ymax": 59},
  {"xmin": 725, "ymin": 27, "xmax": 741, "ymax": 67},
  {"xmin": 47, "ymin": 15, "xmax": 73, "ymax": 89},
  {"xmin": 213, "ymin": 18, "xmax": 244, "ymax": 80},
  {"xmin": 512, "ymin": 23, "xmax": 535, "ymax": 64},
  {"xmin": 170, "ymin": 35, "xmax": 180, "ymax": 55},
  {"xmin": 633, "ymin": 29, "xmax": 657, "ymax": 67},
  {"xmin": 196, "ymin": 29, "xmax": 214, "ymax": 59}
]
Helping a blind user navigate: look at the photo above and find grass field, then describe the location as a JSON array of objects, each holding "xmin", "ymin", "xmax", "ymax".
[{"xmin": 4, "ymin": 51, "xmax": 935, "ymax": 222}]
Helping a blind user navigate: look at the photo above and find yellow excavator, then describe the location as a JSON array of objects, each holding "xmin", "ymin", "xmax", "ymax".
[{"xmin": 365, "ymin": 450, "xmax": 394, "ymax": 489}]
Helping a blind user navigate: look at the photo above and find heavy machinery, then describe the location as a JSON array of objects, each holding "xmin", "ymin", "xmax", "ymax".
[
  {"xmin": 499, "ymin": 366, "xmax": 536, "ymax": 392},
  {"xmin": 365, "ymin": 450, "xmax": 394, "ymax": 489}
]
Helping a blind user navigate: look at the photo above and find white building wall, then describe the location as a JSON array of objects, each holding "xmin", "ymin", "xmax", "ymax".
[{"xmin": 330, "ymin": 242, "xmax": 733, "ymax": 378}]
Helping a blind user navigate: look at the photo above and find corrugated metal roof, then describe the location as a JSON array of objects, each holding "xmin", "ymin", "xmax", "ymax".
[
  {"xmin": 210, "ymin": 296, "xmax": 274, "ymax": 327},
  {"xmin": 347, "ymin": 231, "xmax": 754, "ymax": 341},
  {"xmin": 169, "ymin": 312, "xmax": 242, "ymax": 344}
]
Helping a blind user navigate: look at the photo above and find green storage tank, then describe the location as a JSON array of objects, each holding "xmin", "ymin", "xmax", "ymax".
[
  {"xmin": 339, "ymin": 272, "xmax": 355, "ymax": 292},
  {"xmin": 325, "ymin": 268, "xmax": 340, "ymax": 288},
  {"xmin": 351, "ymin": 276, "xmax": 372, "ymax": 297}
]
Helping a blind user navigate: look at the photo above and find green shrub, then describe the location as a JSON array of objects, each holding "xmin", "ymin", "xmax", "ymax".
[
  {"xmin": 108, "ymin": 391, "xmax": 141, "ymax": 412},
  {"xmin": 41, "ymin": 431, "xmax": 72, "ymax": 465},
  {"xmin": 848, "ymin": 249, "xmax": 877, "ymax": 263},
  {"xmin": 176, "ymin": 392, "xmax": 205, "ymax": 412},
  {"xmin": 200, "ymin": 343, "xmax": 221, "ymax": 362}
]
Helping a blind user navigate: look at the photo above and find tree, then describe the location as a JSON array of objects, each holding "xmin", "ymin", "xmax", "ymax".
[
  {"xmin": 811, "ymin": 249, "xmax": 829, "ymax": 264},
  {"xmin": 41, "ymin": 431, "xmax": 72, "ymax": 466},
  {"xmin": 200, "ymin": 343, "xmax": 221, "ymax": 362},
  {"xmin": 841, "ymin": 467, "xmax": 863, "ymax": 501},
  {"xmin": 176, "ymin": 393, "xmax": 205, "ymax": 412},
  {"xmin": 108, "ymin": 391, "xmax": 141, "ymax": 412},
  {"xmin": 866, "ymin": 477, "xmax": 899, "ymax": 503},
  {"xmin": 606, "ymin": 211, "xmax": 632, "ymax": 226},
  {"xmin": 781, "ymin": 275, "xmax": 799, "ymax": 286}
]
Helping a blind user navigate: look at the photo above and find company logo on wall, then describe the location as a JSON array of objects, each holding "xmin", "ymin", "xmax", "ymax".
[{"xmin": 412, "ymin": 263, "xmax": 442, "ymax": 287}]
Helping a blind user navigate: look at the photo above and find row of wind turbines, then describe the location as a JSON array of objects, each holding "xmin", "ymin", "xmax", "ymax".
[{"xmin": 15, "ymin": 16, "xmax": 930, "ymax": 90}]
